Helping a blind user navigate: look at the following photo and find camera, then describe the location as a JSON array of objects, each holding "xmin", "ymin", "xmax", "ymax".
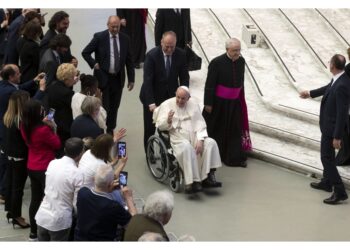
[
  {"xmin": 119, "ymin": 171, "xmax": 128, "ymax": 186},
  {"xmin": 117, "ymin": 141, "xmax": 126, "ymax": 158},
  {"xmin": 47, "ymin": 108, "xmax": 55, "ymax": 121}
]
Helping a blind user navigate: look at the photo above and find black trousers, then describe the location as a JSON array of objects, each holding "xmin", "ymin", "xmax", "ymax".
[
  {"xmin": 102, "ymin": 74, "xmax": 123, "ymax": 134},
  {"xmin": 4, "ymin": 158, "xmax": 28, "ymax": 218},
  {"xmin": 0, "ymin": 150, "xmax": 8, "ymax": 197},
  {"xmin": 320, "ymin": 135, "xmax": 346, "ymax": 194},
  {"xmin": 142, "ymin": 105, "xmax": 156, "ymax": 153},
  {"xmin": 28, "ymin": 170, "xmax": 46, "ymax": 235}
]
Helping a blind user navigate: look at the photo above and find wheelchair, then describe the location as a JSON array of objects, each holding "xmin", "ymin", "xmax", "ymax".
[{"xmin": 146, "ymin": 129, "xmax": 184, "ymax": 192}]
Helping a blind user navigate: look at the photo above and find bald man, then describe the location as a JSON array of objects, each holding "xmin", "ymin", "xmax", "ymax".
[
  {"xmin": 153, "ymin": 86, "xmax": 222, "ymax": 194},
  {"xmin": 82, "ymin": 15, "xmax": 135, "ymax": 134}
]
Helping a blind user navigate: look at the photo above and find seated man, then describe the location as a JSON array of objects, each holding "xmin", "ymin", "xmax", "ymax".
[{"xmin": 153, "ymin": 86, "xmax": 222, "ymax": 194}]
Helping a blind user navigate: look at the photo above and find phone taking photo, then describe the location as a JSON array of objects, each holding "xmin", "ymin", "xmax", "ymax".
[
  {"xmin": 117, "ymin": 141, "xmax": 126, "ymax": 158},
  {"xmin": 47, "ymin": 108, "xmax": 55, "ymax": 121},
  {"xmin": 119, "ymin": 171, "xmax": 128, "ymax": 186}
]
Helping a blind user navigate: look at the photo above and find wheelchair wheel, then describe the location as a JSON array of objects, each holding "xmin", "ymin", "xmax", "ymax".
[
  {"xmin": 169, "ymin": 168, "xmax": 183, "ymax": 193},
  {"xmin": 146, "ymin": 135, "xmax": 170, "ymax": 182}
]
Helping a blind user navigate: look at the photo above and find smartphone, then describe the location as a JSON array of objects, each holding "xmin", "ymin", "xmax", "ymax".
[
  {"xmin": 47, "ymin": 108, "xmax": 55, "ymax": 121},
  {"xmin": 119, "ymin": 171, "xmax": 128, "ymax": 186},
  {"xmin": 117, "ymin": 141, "xmax": 126, "ymax": 158}
]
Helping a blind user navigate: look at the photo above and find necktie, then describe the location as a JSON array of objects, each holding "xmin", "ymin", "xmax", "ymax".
[
  {"xmin": 165, "ymin": 55, "xmax": 171, "ymax": 77},
  {"xmin": 56, "ymin": 54, "xmax": 61, "ymax": 64},
  {"xmin": 112, "ymin": 35, "xmax": 120, "ymax": 73}
]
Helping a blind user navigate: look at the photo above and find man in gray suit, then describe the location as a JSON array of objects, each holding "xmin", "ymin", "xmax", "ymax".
[{"xmin": 39, "ymin": 33, "xmax": 71, "ymax": 87}]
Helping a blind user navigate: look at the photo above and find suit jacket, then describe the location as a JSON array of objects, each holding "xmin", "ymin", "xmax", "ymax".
[
  {"xmin": 46, "ymin": 80, "xmax": 74, "ymax": 143},
  {"xmin": 310, "ymin": 73, "xmax": 350, "ymax": 139},
  {"xmin": 123, "ymin": 214, "xmax": 169, "ymax": 241},
  {"xmin": 39, "ymin": 29, "xmax": 72, "ymax": 63},
  {"xmin": 154, "ymin": 9, "xmax": 192, "ymax": 49},
  {"xmin": 139, "ymin": 46, "xmax": 189, "ymax": 106},
  {"xmin": 17, "ymin": 37, "xmax": 40, "ymax": 82},
  {"xmin": 3, "ymin": 14, "xmax": 24, "ymax": 64},
  {"xmin": 39, "ymin": 48, "xmax": 60, "ymax": 86},
  {"xmin": 0, "ymin": 9, "xmax": 7, "ymax": 58},
  {"xmin": 81, "ymin": 30, "xmax": 135, "ymax": 90}
]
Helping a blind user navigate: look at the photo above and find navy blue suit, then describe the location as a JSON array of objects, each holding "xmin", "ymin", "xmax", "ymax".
[
  {"xmin": 310, "ymin": 73, "xmax": 350, "ymax": 193},
  {"xmin": 82, "ymin": 30, "xmax": 134, "ymax": 133},
  {"xmin": 139, "ymin": 46, "xmax": 189, "ymax": 151},
  {"xmin": 3, "ymin": 14, "xmax": 24, "ymax": 65}
]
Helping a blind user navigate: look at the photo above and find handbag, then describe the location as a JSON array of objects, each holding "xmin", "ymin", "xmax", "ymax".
[{"xmin": 185, "ymin": 45, "xmax": 202, "ymax": 71}]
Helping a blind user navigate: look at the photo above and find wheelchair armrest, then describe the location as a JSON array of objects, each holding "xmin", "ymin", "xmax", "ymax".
[{"xmin": 157, "ymin": 128, "xmax": 172, "ymax": 148}]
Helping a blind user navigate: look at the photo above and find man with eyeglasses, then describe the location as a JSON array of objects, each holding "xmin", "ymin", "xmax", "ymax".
[
  {"xmin": 202, "ymin": 38, "xmax": 252, "ymax": 168},
  {"xmin": 139, "ymin": 31, "xmax": 189, "ymax": 153}
]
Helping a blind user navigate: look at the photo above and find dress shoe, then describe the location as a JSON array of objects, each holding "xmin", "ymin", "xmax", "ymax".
[
  {"xmin": 12, "ymin": 218, "xmax": 30, "ymax": 229},
  {"xmin": 323, "ymin": 192, "xmax": 348, "ymax": 205},
  {"xmin": 192, "ymin": 182, "xmax": 203, "ymax": 192},
  {"xmin": 6, "ymin": 212, "xmax": 12, "ymax": 223},
  {"xmin": 310, "ymin": 182, "xmax": 332, "ymax": 192},
  {"xmin": 240, "ymin": 161, "xmax": 247, "ymax": 168},
  {"xmin": 202, "ymin": 172, "xmax": 222, "ymax": 188},
  {"xmin": 184, "ymin": 185, "xmax": 194, "ymax": 194}
]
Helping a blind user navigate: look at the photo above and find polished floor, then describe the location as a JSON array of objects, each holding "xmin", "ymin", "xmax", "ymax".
[{"xmin": 1, "ymin": 9, "xmax": 350, "ymax": 242}]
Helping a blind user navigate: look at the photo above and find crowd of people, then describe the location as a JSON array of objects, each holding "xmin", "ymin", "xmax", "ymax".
[{"xmin": 0, "ymin": 7, "xmax": 349, "ymax": 242}]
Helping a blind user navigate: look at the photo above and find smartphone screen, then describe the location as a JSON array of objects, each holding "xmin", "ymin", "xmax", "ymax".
[
  {"xmin": 117, "ymin": 141, "xmax": 126, "ymax": 158},
  {"xmin": 119, "ymin": 171, "xmax": 128, "ymax": 186},
  {"xmin": 47, "ymin": 108, "xmax": 55, "ymax": 121}
]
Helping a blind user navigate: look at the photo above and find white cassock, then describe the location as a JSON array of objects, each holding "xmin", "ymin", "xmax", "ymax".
[{"xmin": 153, "ymin": 97, "xmax": 222, "ymax": 185}]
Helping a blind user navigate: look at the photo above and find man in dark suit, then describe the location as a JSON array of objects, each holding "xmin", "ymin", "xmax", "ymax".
[
  {"xmin": 154, "ymin": 9, "xmax": 192, "ymax": 49},
  {"xmin": 0, "ymin": 9, "xmax": 9, "ymax": 66},
  {"xmin": 39, "ymin": 11, "xmax": 72, "ymax": 63},
  {"xmin": 82, "ymin": 15, "xmax": 135, "ymax": 134},
  {"xmin": 39, "ymin": 33, "xmax": 71, "ymax": 87},
  {"xmin": 139, "ymin": 31, "xmax": 189, "ymax": 152},
  {"xmin": 300, "ymin": 54, "xmax": 350, "ymax": 205}
]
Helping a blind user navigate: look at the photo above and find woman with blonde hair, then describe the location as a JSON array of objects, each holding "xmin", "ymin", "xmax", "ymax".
[{"xmin": 2, "ymin": 90, "xmax": 30, "ymax": 229}]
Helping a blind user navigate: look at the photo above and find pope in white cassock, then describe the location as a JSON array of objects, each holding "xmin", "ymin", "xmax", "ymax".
[{"xmin": 153, "ymin": 86, "xmax": 222, "ymax": 194}]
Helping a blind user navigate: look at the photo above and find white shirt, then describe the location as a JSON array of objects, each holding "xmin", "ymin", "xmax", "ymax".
[
  {"xmin": 109, "ymin": 33, "xmax": 120, "ymax": 74},
  {"xmin": 331, "ymin": 71, "xmax": 344, "ymax": 86},
  {"xmin": 35, "ymin": 156, "xmax": 83, "ymax": 231},
  {"xmin": 78, "ymin": 150, "xmax": 106, "ymax": 188}
]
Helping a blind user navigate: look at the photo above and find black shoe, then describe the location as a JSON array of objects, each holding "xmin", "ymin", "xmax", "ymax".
[
  {"xmin": 240, "ymin": 161, "xmax": 247, "ymax": 168},
  {"xmin": 192, "ymin": 182, "xmax": 203, "ymax": 192},
  {"xmin": 323, "ymin": 192, "xmax": 348, "ymax": 205},
  {"xmin": 202, "ymin": 171, "xmax": 222, "ymax": 188},
  {"xmin": 12, "ymin": 218, "xmax": 30, "ymax": 229},
  {"xmin": 28, "ymin": 233, "xmax": 38, "ymax": 241},
  {"xmin": 6, "ymin": 212, "xmax": 12, "ymax": 223},
  {"xmin": 184, "ymin": 185, "xmax": 194, "ymax": 194},
  {"xmin": 310, "ymin": 182, "xmax": 332, "ymax": 192}
]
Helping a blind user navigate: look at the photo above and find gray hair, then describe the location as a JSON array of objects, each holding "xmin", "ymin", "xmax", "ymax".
[
  {"xmin": 143, "ymin": 190, "xmax": 174, "ymax": 224},
  {"xmin": 81, "ymin": 96, "xmax": 101, "ymax": 116},
  {"xmin": 138, "ymin": 232, "xmax": 166, "ymax": 242},
  {"xmin": 225, "ymin": 38, "xmax": 240, "ymax": 49},
  {"xmin": 94, "ymin": 164, "xmax": 114, "ymax": 191}
]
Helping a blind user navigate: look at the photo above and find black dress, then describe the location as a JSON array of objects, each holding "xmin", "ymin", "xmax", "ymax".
[{"xmin": 203, "ymin": 54, "xmax": 251, "ymax": 166}]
